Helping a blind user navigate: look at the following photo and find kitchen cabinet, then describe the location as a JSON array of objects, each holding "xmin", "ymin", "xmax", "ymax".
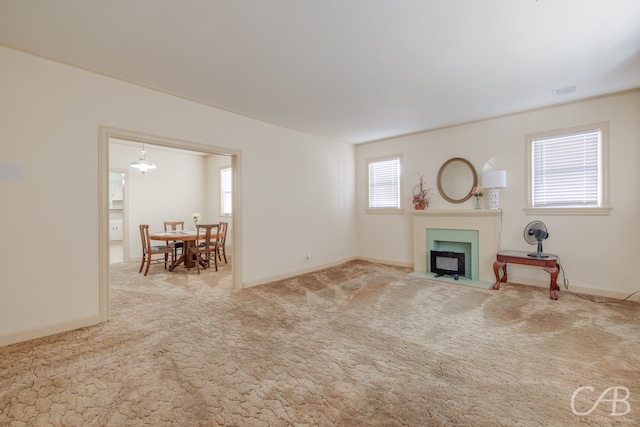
[
  {"xmin": 110, "ymin": 221, "xmax": 123, "ymax": 241},
  {"xmin": 110, "ymin": 178, "xmax": 123, "ymax": 208}
]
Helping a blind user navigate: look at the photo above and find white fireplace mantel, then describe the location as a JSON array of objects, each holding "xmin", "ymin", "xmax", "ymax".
[{"xmin": 412, "ymin": 209, "xmax": 501, "ymax": 283}]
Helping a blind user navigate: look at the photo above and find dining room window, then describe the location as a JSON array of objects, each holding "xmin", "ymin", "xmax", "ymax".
[{"xmin": 221, "ymin": 167, "xmax": 232, "ymax": 216}]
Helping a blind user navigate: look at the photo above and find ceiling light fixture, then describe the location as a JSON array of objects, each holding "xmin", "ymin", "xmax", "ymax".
[{"xmin": 130, "ymin": 143, "xmax": 156, "ymax": 174}]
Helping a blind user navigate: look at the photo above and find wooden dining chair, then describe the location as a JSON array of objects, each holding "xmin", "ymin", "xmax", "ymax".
[
  {"xmin": 139, "ymin": 224, "xmax": 174, "ymax": 276},
  {"xmin": 188, "ymin": 224, "xmax": 219, "ymax": 274},
  {"xmin": 164, "ymin": 221, "xmax": 184, "ymax": 259},
  {"xmin": 216, "ymin": 221, "xmax": 229, "ymax": 263}
]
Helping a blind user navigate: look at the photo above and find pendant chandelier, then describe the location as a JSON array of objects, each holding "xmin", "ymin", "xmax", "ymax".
[{"xmin": 130, "ymin": 143, "xmax": 156, "ymax": 174}]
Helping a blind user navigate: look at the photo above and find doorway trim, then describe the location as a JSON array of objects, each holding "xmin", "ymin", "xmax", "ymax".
[{"xmin": 98, "ymin": 126, "xmax": 243, "ymax": 322}]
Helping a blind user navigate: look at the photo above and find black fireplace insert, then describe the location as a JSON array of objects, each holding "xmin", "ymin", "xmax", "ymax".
[{"xmin": 430, "ymin": 250, "xmax": 465, "ymax": 278}]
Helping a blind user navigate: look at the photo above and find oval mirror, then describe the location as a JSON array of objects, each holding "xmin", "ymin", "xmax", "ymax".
[{"xmin": 437, "ymin": 157, "xmax": 478, "ymax": 203}]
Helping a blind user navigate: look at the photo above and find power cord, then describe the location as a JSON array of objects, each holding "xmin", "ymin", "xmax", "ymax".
[
  {"xmin": 596, "ymin": 291, "xmax": 640, "ymax": 304},
  {"xmin": 551, "ymin": 254, "xmax": 639, "ymax": 304},
  {"xmin": 497, "ymin": 208, "xmax": 503, "ymax": 253}
]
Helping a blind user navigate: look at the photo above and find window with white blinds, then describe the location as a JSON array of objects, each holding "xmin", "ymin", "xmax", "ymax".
[
  {"xmin": 530, "ymin": 127, "xmax": 602, "ymax": 208},
  {"xmin": 220, "ymin": 167, "xmax": 232, "ymax": 216},
  {"xmin": 368, "ymin": 156, "xmax": 401, "ymax": 209}
]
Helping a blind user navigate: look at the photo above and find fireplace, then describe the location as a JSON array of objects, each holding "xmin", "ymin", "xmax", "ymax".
[
  {"xmin": 411, "ymin": 210, "xmax": 501, "ymax": 285},
  {"xmin": 431, "ymin": 250, "xmax": 465, "ymax": 278},
  {"xmin": 428, "ymin": 228, "xmax": 477, "ymax": 280}
]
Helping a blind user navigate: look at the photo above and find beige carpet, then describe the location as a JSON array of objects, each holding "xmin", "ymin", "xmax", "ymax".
[{"xmin": 1, "ymin": 260, "xmax": 639, "ymax": 426}]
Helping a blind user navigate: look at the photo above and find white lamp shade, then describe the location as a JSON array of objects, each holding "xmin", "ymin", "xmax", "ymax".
[
  {"xmin": 130, "ymin": 158, "xmax": 156, "ymax": 171},
  {"xmin": 130, "ymin": 144, "xmax": 156, "ymax": 174},
  {"xmin": 482, "ymin": 170, "xmax": 507, "ymax": 189}
]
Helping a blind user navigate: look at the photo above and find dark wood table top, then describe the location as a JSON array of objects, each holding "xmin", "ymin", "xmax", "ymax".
[{"xmin": 497, "ymin": 250, "xmax": 558, "ymax": 266}]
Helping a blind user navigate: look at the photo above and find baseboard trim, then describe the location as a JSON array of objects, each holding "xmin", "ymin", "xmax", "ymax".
[
  {"xmin": 244, "ymin": 257, "xmax": 416, "ymax": 288},
  {"xmin": 355, "ymin": 256, "xmax": 413, "ymax": 268},
  {"xmin": 0, "ymin": 314, "xmax": 104, "ymax": 347},
  {"xmin": 244, "ymin": 257, "xmax": 357, "ymax": 288},
  {"xmin": 505, "ymin": 275, "xmax": 640, "ymax": 302}
]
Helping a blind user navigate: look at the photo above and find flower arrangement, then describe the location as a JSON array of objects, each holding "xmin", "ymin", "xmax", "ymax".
[
  {"xmin": 412, "ymin": 172, "xmax": 434, "ymax": 209},
  {"xmin": 192, "ymin": 213, "xmax": 201, "ymax": 225},
  {"xmin": 471, "ymin": 187, "xmax": 484, "ymax": 209}
]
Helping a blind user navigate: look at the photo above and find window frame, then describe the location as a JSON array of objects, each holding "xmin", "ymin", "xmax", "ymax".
[
  {"xmin": 220, "ymin": 167, "xmax": 232, "ymax": 217},
  {"xmin": 366, "ymin": 154, "xmax": 404, "ymax": 214},
  {"xmin": 524, "ymin": 122, "xmax": 611, "ymax": 216}
]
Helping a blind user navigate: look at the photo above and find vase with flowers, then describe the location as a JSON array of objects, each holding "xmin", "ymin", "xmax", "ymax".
[
  {"xmin": 192, "ymin": 212, "xmax": 201, "ymax": 229},
  {"xmin": 471, "ymin": 187, "xmax": 484, "ymax": 209},
  {"xmin": 412, "ymin": 172, "xmax": 434, "ymax": 210}
]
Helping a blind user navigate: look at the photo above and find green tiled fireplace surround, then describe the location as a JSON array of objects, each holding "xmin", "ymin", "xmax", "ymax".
[
  {"xmin": 427, "ymin": 228, "xmax": 479, "ymax": 281},
  {"xmin": 412, "ymin": 210, "xmax": 501, "ymax": 285}
]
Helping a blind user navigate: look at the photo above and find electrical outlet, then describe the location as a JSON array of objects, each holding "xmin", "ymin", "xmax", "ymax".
[{"xmin": 306, "ymin": 253, "xmax": 311, "ymax": 260}]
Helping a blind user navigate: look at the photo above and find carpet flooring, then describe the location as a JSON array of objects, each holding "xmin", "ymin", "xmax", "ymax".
[{"xmin": 1, "ymin": 260, "xmax": 639, "ymax": 426}]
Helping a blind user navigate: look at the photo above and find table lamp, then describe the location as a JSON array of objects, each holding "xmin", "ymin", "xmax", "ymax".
[{"xmin": 482, "ymin": 170, "xmax": 507, "ymax": 209}]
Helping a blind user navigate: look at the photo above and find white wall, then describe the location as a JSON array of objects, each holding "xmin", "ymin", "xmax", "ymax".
[
  {"xmin": 356, "ymin": 90, "xmax": 640, "ymax": 299},
  {"xmin": 0, "ymin": 46, "xmax": 356, "ymax": 345}
]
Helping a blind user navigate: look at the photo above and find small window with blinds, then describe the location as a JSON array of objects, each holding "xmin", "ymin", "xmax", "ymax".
[
  {"xmin": 220, "ymin": 167, "xmax": 232, "ymax": 216},
  {"xmin": 527, "ymin": 123, "xmax": 608, "ymax": 210},
  {"xmin": 368, "ymin": 155, "xmax": 402, "ymax": 209}
]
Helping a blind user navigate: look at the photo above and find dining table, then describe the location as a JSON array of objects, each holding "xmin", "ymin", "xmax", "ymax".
[
  {"xmin": 149, "ymin": 228, "xmax": 221, "ymax": 271},
  {"xmin": 149, "ymin": 230, "xmax": 203, "ymax": 271}
]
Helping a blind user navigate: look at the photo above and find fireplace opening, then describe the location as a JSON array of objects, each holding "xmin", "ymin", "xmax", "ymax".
[{"xmin": 430, "ymin": 250, "xmax": 466, "ymax": 280}]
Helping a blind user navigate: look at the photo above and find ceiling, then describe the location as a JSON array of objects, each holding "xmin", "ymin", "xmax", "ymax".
[{"xmin": 1, "ymin": 0, "xmax": 639, "ymax": 144}]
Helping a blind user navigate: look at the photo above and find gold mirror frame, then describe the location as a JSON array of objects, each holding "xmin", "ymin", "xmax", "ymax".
[{"xmin": 437, "ymin": 157, "xmax": 478, "ymax": 203}]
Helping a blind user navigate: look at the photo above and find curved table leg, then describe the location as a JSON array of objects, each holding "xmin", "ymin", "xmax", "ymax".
[
  {"xmin": 544, "ymin": 265, "xmax": 559, "ymax": 300},
  {"xmin": 169, "ymin": 239, "xmax": 191, "ymax": 271},
  {"xmin": 492, "ymin": 261, "xmax": 507, "ymax": 290}
]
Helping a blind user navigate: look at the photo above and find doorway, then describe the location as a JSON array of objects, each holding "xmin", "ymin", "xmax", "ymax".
[{"xmin": 98, "ymin": 126, "xmax": 242, "ymax": 322}]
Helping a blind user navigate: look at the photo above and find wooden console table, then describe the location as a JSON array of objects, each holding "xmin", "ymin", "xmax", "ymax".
[{"xmin": 491, "ymin": 250, "xmax": 560, "ymax": 300}]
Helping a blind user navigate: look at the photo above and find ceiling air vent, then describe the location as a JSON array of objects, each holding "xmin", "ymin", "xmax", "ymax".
[{"xmin": 552, "ymin": 85, "xmax": 577, "ymax": 97}]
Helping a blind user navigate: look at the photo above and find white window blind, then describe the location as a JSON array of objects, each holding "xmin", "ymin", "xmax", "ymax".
[
  {"xmin": 220, "ymin": 168, "xmax": 232, "ymax": 215},
  {"xmin": 368, "ymin": 157, "xmax": 400, "ymax": 208},
  {"xmin": 532, "ymin": 129, "xmax": 600, "ymax": 208}
]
